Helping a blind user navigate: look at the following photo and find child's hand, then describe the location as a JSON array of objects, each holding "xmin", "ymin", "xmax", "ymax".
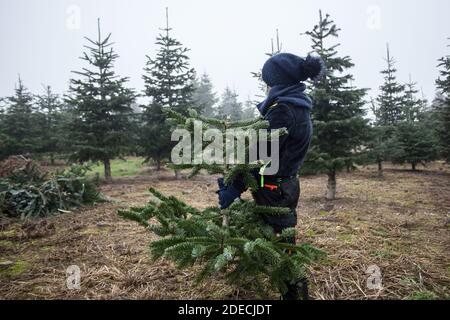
[{"xmin": 216, "ymin": 177, "xmax": 241, "ymax": 209}]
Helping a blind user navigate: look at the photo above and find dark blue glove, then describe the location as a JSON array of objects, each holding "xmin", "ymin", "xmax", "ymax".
[{"xmin": 216, "ymin": 177, "xmax": 246, "ymax": 209}]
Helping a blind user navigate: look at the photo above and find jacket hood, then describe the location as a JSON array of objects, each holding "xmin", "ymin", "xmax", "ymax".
[{"xmin": 257, "ymin": 83, "xmax": 312, "ymax": 116}]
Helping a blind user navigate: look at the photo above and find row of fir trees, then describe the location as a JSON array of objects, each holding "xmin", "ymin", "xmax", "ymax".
[
  {"xmin": 300, "ymin": 11, "xmax": 449, "ymax": 199},
  {"xmin": 0, "ymin": 12, "xmax": 252, "ymax": 182},
  {"xmin": 0, "ymin": 10, "xmax": 449, "ymax": 198},
  {"xmin": 117, "ymin": 11, "xmax": 449, "ymax": 298}
]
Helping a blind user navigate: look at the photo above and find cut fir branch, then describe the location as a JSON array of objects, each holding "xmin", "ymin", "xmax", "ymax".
[
  {"xmin": 118, "ymin": 188, "xmax": 324, "ymax": 294},
  {"xmin": 163, "ymin": 107, "xmax": 273, "ymax": 179},
  {"xmin": 165, "ymin": 107, "xmax": 289, "ymax": 227},
  {"xmin": 118, "ymin": 108, "xmax": 324, "ymax": 297}
]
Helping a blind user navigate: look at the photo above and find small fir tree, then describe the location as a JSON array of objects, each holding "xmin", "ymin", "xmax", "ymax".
[
  {"xmin": 242, "ymin": 97, "xmax": 257, "ymax": 120},
  {"xmin": 304, "ymin": 11, "xmax": 368, "ymax": 200},
  {"xmin": 192, "ymin": 72, "xmax": 218, "ymax": 118},
  {"xmin": 369, "ymin": 45, "xmax": 407, "ymax": 176},
  {"xmin": 435, "ymin": 39, "xmax": 450, "ymax": 162},
  {"xmin": 1, "ymin": 76, "xmax": 37, "ymax": 158},
  {"xmin": 390, "ymin": 78, "xmax": 438, "ymax": 170},
  {"xmin": 141, "ymin": 8, "xmax": 196, "ymax": 171},
  {"xmin": 375, "ymin": 44, "xmax": 406, "ymax": 126},
  {"xmin": 251, "ymin": 29, "xmax": 283, "ymax": 102},
  {"xmin": 119, "ymin": 108, "xmax": 324, "ymax": 298},
  {"xmin": 35, "ymin": 85, "xmax": 64, "ymax": 164},
  {"xmin": 216, "ymin": 87, "xmax": 243, "ymax": 121},
  {"xmin": 368, "ymin": 98, "xmax": 390, "ymax": 177},
  {"xmin": 66, "ymin": 19, "xmax": 136, "ymax": 183}
]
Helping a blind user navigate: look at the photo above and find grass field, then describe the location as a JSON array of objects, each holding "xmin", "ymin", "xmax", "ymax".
[
  {"xmin": 86, "ymin": 157, "xmax": 149, "ymax": 178},
  {"xmin": 0, "ymin": 162, "xmax": 449, "ymax": 300}
]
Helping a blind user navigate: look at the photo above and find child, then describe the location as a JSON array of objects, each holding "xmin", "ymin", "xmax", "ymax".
[{"xmin": 217, "ymin": 52, "xmax": 325, "ymax": 300}]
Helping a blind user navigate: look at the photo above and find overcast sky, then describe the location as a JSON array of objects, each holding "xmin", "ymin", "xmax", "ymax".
[{"xmin": 1, "ymin": 0, "xmax": 449, "ymax": 108}]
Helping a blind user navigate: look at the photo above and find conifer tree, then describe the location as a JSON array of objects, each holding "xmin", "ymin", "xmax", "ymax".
[
  {"xmin": 435, "ymin": 39, "xmax": 450, "ymax": 162},
  {"xmin": 369, "ymin": 45, "xmax": 407, "ymax": 176},
  {"xmin": 242, "ymin": 98, "xmax": 257, "ymax": 120},
  {"xmin": 1, "ymin": 76, "xmax": 37, "ymax": 158},
  {"xmin": 304, "ymin": 11, "xmax": 368, "ymax": 200},
  {"xmin": 0, "ymin": 98, "xmax": 4, "ymax": 115},
  {"xmin": 403, "ymin": 77, "xmax": 426, "ymax": 122},
  {"xmin": 251, "ymin": 29, "xmax": 282, "ymax": 102},
  {"xmin": 0, "ymin": 99, "xmax": 6, "ymax": 160},
  {"xmin": 375, "ymin": 45, "xmax": 406, "ymax": 126},
  {"xmin": 192, "ymin": 72, "xmax": 218, "ymax": 118},
  {"xmin": 390, "ymin": 78, "xmax": 438, "ymax": 170},
  {"xmin": 367, "ymin": 99, "xmax": 389, "ymax": 177},
  {"xmin": 66, "ymin": 19, "xmax": 136, "ymax": 183},
  {"xmin": 216, "ymin": 87, "xmax": 243, "ymax": 121},
  {"xmin": 119, "ymin": 108, "xmax": 323, "ymax": 298},
  {"xmin": 141, "ymin": 8, "xmax": 196, "ymax": 171},
  {"xmin": 35, "ymin": 85, "xmax": 64, "ymax": 164}
]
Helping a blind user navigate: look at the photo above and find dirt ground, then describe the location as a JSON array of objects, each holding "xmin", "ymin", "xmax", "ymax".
[{"xmin": 1, "ymin": 163, "xmax": 449, "ymax": 300}]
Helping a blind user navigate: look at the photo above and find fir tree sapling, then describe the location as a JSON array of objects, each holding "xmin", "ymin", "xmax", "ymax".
[
  {"xmin": 35, "ymin": 85, "xmax": 64, "ymax": 165},
  {"xmin": 0, "ymin": 76, "xmax": 38, "ymax": 159},
  {"xmin": 368, "ymin": 45, "xmax": 406, "ymax": 176},
  {"xmin": 391, "ymin": 77, "xmax": 438, "ymax": 170},
  {"xmin": 192, "ymin": 73, "xmax": 218, "ymax": 118},
  {"xmin": 435, "ymin": 39, "xmax": 450, "ymax": 162},
  {"xmin": 66, "ymin": 19, "xmax": 136, "ymax": 183},
  {"xmin": 368, "ymin": 98, "xmax": 390, "ymax": 177},
  {"xmin": 302, "ymin": 11, "xmax": 369, "ymax": 199},
  {"xmin": 251, "ymin": 29, "xmax": 283, "ymax": 103},
  {"xmin": 118, "ymin": 108, "xmax": 324, "ymax": 298},
  {"xmin": 141, "ymin": 8, "xmax": 196, "ymax": 173},
  {"xmin": 242, "ymin": 98, "xmax": 258, "ymax": 120},
  {"xmin": 375, "ymin": 44, "xmax": 406, "ymax": 126},
  {"xmin": 216, "ymin": 87, "xmax": 243, "ymax": 121}
]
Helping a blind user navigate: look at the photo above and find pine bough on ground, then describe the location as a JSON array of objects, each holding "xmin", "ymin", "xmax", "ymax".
[
  {"xmin": 118, "ymin": 109, "xmax": 324, "ymax": 296},
  {"xmin": 0, "ymin": 161, "xmax": 103, "ymax": 219}
]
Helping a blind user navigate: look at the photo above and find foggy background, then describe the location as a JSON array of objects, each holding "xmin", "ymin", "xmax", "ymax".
[{"xmin": 1, "ymin": 0, "xmax": 449, "ymax": 106}]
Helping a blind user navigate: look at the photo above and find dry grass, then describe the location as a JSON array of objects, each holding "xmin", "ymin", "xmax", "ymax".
[{"xmin": 0, "ymin": 163, "xmax": 449, "ymax": 300}]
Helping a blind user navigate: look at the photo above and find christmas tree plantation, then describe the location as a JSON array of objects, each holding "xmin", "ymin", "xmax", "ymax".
[{"xmin": 118, "ymin": 108, "xmax": 324, "ymax": 297}]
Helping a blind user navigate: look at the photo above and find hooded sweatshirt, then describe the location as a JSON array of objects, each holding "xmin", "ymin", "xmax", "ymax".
[{"xmin": 256, "ymin": 83, "xmax": 313, "ymax": 177}]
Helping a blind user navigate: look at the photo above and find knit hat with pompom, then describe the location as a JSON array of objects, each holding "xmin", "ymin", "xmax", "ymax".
[{"xmin": 262, "ymin": 52, "xmax": 325, "ymax": 87}]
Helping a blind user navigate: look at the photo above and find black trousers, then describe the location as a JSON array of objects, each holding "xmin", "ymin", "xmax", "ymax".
[
  {"xmin": 253, "ymin": 177, "xmax": 309, "ymax": 299},
  {"xmin": 252, "ymin": 176, "xmax": 300, "ymax": 235}
]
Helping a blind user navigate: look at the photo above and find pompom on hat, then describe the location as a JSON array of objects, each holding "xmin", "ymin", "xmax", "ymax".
[{"xmin": 261, "ymin": 52, "xmax": 326, "ymax": 87}]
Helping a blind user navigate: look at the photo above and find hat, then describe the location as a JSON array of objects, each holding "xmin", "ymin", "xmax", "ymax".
[{"xmin": 261, "ymin": 52, "xmax": 325, "ymax": 87}]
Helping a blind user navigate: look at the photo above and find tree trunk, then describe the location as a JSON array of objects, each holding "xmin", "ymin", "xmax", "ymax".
[
  {"xmin": 222, "ymin": 214, "xmax": 230, "ymax": 227},
  {"xmin": 104, "ymin": 159, "xmax": 112, "ymax": 184},
  {"xmin": 156, "ymin": 159, "xmax": 162, "ymax": 171},
  {"xmin": 175, "ymin": 169, "xmax": 181, "ymax": 180},
  {"xmin": 377, "ymin": 160, "xmax": 383, "ymax": 177},
  {"xmin": 50, "ymin": 153, "xmax": 55, "ymax": 166},
  {"xmin": 412, "ymin": 162, "xmax": 416, "ymax": 171},
  {"xmin": 326, "ymin": 171, "xmax": 337, "ymax": 201}
]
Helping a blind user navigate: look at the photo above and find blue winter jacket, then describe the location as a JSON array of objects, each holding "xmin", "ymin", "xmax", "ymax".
[
  {"xmin": 217, "ymin": 83, "xmax": 313, "ymax": 208},
  {"xmin": 256, "ymin": 83, "xmax": 313, "ymax": 177}
]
